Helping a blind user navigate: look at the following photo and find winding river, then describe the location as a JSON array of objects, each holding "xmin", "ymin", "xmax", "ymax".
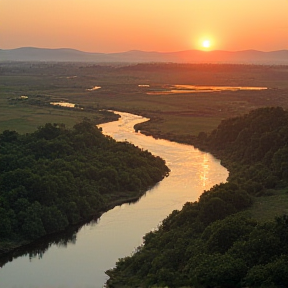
[{"xmin": 0, "ymin": 112, "xmax": 228, "ymax": 288}]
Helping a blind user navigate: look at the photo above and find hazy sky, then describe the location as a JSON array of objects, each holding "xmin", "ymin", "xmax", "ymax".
[{"xmin": 1, "ymin": 0, "xmax": 288, "ymax": 52}]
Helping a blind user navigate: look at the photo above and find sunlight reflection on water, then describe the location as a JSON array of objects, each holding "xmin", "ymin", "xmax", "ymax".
[
  {"xmin": 147, "ymin": 84, "xmax": 268, "ymax": 95},
  {"xmin": 50, "ymin": 101, "xmax": 76, "ymax": 108}
]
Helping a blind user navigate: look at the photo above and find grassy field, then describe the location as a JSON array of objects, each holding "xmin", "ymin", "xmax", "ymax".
[
  {"xmin": 0, "ymin": 95, "xmax": 118, "ymax": 134},
  {"xmin": 241, "ymin": 188, "xmax": 288, "ymax": 223},
  {"xmin": 0, "ymin": 98, "xmax": 102, "ymax": 133},
  {"xmin": 1, "ymin": 62, "xmax": 288, "ymax": 136}
]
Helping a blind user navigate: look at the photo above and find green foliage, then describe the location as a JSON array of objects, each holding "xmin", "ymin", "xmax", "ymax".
[
  {"xmin": 107, "ymin": 212, "xmax": 288, "ymax": 288},
  {"xmin": 201, "ymin": 107, "xmax": 288, "ymax": 192},
  {"xmin": 0, "ymin": 120, "xmax": 169, "ymax": 243},
  {"xmin": 243, "ymin": 256, "xmax": 288, "ymax": 287},
  {"xmin": 191, "ymin": 253, "xmax": 247, "ymax": 288},
  {"xmin": 199, "ymin": 196, "xmax": 236, "ymax": 224},
  {"xmin": 106, "ymin": 107, "xmax": 288, "ymax": 288},
  {"xmin": 202, "ymin": 215, "xmax": 256, "ymax": 254}
]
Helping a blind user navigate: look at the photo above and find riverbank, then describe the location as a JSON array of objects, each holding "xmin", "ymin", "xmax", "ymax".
[
  {"xmin": 0, "ymin": 190, "xmax": 154, "ymax": 266},
  {"xmin": 134, "ymin": 109, "xmax": 288, "ymax": 222},
  {"xmin": 0, "ymin": 119, "xmax": 169, "ymax": 265},
  {"xmin": 106, "ymin": 107, "xmax": 288, "ymax": 288},
  {"xmin": 0, "ymin": 111, "xmax": 228, "ymax": 288}
]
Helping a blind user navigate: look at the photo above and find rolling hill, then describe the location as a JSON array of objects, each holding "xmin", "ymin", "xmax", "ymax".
[{"xmin": 0, "ymin": 47, "xmax": 288, "ymax": 64}]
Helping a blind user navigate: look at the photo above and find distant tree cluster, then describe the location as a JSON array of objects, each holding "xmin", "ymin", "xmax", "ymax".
[
  {"xmin": 0, "ymin": 120, "xmax": 169, "ymax": 246},
  {"xmin": 106, "ymin": 107, "xmax": 288, "ymax": 288},
  {"xmin": 201, "ymin": 106, "xmax": 288, "ymax": 195}
]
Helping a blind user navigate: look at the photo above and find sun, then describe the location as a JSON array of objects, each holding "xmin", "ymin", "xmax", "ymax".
[
  {"xmin": 202, "ymin": 40, "xmax": 211, "ymax": 49},
  {"xmin": 195, "ymin": 36, "xmax": 215, "ymax": 50}
]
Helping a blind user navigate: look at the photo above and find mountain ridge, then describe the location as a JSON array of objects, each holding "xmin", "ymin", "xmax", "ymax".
[{"xmin": 1, "ymin": 47, "xmax": 288, "ymax": 64}]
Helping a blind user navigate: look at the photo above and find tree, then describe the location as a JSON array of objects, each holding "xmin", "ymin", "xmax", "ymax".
[
  {"xmin": 199, "ymin": 197, "xmax": 236, "ymax": 224},
  {"xmin": 191, "ymin": 253, "xmax": 247, "ymax": 287}
]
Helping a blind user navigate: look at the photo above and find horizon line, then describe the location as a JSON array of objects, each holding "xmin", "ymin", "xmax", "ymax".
[{"xmin": 1, "ymin": 46, "xmax": 288, "ymax": 54}]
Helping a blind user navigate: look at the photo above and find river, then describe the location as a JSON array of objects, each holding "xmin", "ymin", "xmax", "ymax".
[{"xmin": 0, "ymin": 111, "xmax": 228, "ymax": 288}]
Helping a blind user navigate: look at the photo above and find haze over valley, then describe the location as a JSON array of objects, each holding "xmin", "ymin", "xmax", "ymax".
[{"xmin": 1, "ymin": 47, "xmax": 288, "ymax": 65}]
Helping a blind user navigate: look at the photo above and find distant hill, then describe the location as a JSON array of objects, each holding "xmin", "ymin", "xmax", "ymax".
[{"xmin": 0, "ymin": 47, "xmax": 288, "ymax": 65}]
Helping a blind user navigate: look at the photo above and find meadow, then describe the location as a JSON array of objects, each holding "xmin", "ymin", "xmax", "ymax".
[{"xmin": 1, "ymin": 62, "xmax": 288, "ymax": 136}]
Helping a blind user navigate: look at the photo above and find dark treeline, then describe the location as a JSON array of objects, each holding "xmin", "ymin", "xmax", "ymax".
[
  {"xmin": 200, "ymin": 106, "xmax": 288, "ymax": 194},
  {"xmin": 0, "ymin": 120, "xmax": 169, "ymax": 254},
  {"xmin": 106, "ymin": 107, "xmax": 288, "ymax": 288}
]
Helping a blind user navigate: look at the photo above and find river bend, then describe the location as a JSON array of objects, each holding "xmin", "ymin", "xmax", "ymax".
[{"xmin": 0, "ymin": 112, "xmax": 228, "ymax": 288}]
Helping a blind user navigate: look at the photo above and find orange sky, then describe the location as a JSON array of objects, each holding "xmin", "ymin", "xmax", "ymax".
[{"xmin": 1, "ymin": 0, "xmax": 288, "ymax": 52}]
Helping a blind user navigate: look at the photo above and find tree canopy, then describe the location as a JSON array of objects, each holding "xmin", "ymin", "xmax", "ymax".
[
  {"xmin": 106, "ymin": 107, "xmax": 288, "ymax": 288},
  {"xmin": 0, "ymin": 120, "xmax": 169, "ymax": 247}
]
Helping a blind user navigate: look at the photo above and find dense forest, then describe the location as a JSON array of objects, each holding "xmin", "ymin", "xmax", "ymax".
[
  {"xmin": 0, "ymin": 120, "xmax": 169, "ymax": 254},
  {"xmin": 106, "ymin": 107, "xmax": 288, "ymax": 288}
]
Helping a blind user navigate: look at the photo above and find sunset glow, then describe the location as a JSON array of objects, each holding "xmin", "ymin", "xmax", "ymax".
[
  {"xmin": 1, "ymin": 0, "xmax": 288, "ymax": 52},
  {"xmin": 202, "ymin": 40, "xmax": 211, "ymax": 49}
]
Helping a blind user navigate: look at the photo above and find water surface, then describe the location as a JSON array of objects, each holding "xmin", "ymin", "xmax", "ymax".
[
  {"xmin": 147, "ymin": 84, "xmax": 268, "ymax": 95},
  {"xmin": 50, "ymin": 102, "xmax": 76, "ymax": 108},
  {"xmin": 0, "ymin": 112, "xmax": 228, "ymax": 288}
]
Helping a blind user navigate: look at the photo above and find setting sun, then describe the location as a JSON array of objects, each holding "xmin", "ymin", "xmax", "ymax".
[{"xmin": 202, "ymin": 40, "xmax": 211, "ymax": 49}]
